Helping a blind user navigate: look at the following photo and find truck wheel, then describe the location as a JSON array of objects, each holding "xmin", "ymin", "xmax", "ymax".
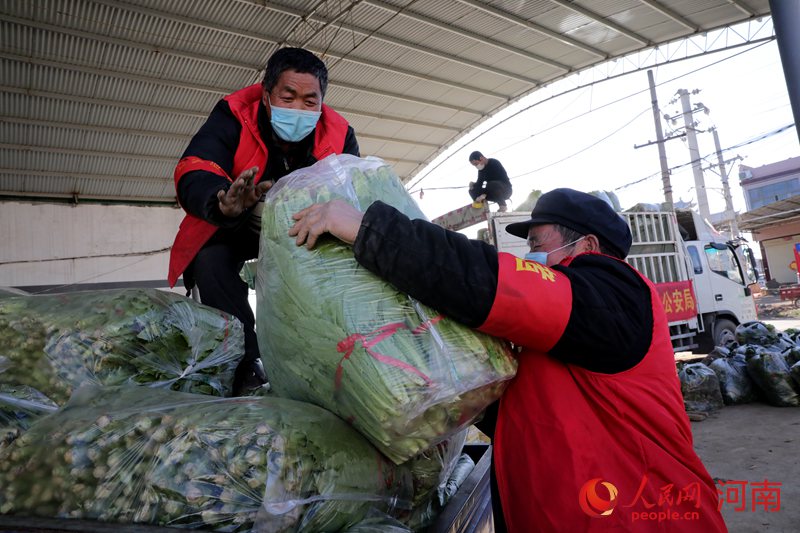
[{"xmin": 713, "ymin": 318, "xmax": 737, "ymax": 348}]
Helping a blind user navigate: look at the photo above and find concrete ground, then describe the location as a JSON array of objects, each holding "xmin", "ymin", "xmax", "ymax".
[{"xmin": 687, "ymin": 301, "xmax": 800, "ymax": 532}]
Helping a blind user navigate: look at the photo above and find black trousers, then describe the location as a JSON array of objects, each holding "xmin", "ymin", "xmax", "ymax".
[
  {"xmin": 469, "ymin": 181, "xmax": 512, "ymax": 206},
  {"xmin": 185, "ymin": 227, "xmax": 261, "ymax": 367}
]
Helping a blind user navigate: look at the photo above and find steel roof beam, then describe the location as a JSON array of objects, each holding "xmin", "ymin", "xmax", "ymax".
[
  {"xmin": 1, "ymin": 52, "xmax": 481, "ymax": 115},
  {"xmin": 361, "ymin": 0, "xmax": 570, "ymax": 71},
  {"xmin": 637, "ymin": 0, "xmax": 699, "ymax": 32},
  {"xmin": 454, "ymin": 0, "xmax": 608, "ymax": 59},
  {"xmin": 547, "ymin": 0, "xmax": 651, "ymax": 46},
  {"xmin": 82, "ymin": 1, "xmax": 508, "ymax": 99},
  {"xmin": 0, "ymin": 168, "xmax": 169, "ymax": 185}
]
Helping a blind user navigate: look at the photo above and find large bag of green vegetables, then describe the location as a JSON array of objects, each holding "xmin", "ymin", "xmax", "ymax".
[
  {"xmin": 0, "ymin": 385, "xmax": 414, "ymax": 532},
  {"xmin": 0, "ymin": 289, "xmax": 244, "ymax": 403},
  {"xmin": 678, "ymin": 362, "xmax": 724, "ymax": 413},
  {"xmin": 256, "ymin": 155, "xmax": 517, "ymax": 464},
  {"xmin": 703, "ymin": 347, "xmax": 757, "ymax": 405},
  {"xmin": 256, "ymin": 155, "xmax": 516, "ymax": 464},
  {"xmin": 740, "ymin": 345, "xmax": 800, "ymax": 407}
]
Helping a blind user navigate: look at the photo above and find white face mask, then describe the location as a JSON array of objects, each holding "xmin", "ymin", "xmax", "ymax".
[
  {"xmin": 525, "ymin": 236, "xmax": 585, "ymax": 265},
  {"xmin": 475, "ymin": 163, "xmax": 485, "ymax": 171}
]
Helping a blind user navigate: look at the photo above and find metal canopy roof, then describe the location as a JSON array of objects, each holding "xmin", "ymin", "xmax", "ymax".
[
  {"xmin": 738, "ymin": 195, "xmax": 800, "ymax": 232},
  {"xmin": 0, "ymin": 0, "xmax": 772, "ymax": 205}
]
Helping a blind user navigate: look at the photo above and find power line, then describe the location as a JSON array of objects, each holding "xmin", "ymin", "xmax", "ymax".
[
  {"xmin": 613, "ymin": 123, "xmax": 795, "ymax": 191},
  {"xmin": 407, "ymin": 39, "xmax": 774, "ymax": 192}
]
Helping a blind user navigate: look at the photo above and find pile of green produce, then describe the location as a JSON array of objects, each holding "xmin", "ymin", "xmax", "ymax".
[
  {"xmin": 257, "ymin": 155, "xmax": 517, "ymax": 464},
  {"xmin": 703, "ymin": 347, "xmax": 757, "ymax": 405},
  {"xmin": 0, "ymin": 385, "xmax": 413, "ymax": 531},
  {"xmin": 678, "ymin": 362, "xmax": 724, "ymax": 413},
  {"xmin": 0, "ymin": 289, "xmax": 244, "ymax": 403},
  {"xmin": 738, "ymin": 345, "xmax": 799, "ymax": 406}
]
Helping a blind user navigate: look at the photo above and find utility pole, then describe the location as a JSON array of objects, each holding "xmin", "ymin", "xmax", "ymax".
[
  {"xmin": 634, "ymin": 70, "xmax": 684, "ymax": 210},
  {"xmin": 710, "ymin": 127, "xmax": 738, "ymax": 237},
  {"xmin": 648, "ymin": 70, "xmax": 673, "ymax": 210},
  {"xmin": 677, "ymin": 89, "xmax": 711, "ymax": 221}
]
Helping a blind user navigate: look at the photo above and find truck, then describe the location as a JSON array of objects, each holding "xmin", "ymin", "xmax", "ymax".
[{"xmin": 432, "ymin": 202, "xmax": 760, "ymax": 353}]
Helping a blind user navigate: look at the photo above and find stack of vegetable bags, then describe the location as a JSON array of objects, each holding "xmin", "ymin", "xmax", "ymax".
[
  {"xmin": 701, "ymin": 347, "xmax": 757, "ymax": 405},
  {"xmin": 257, "ymin": 154, "xmax": 517, "ymax": 463},
  {"xmin": 0, "ymin": 385, "xmax": 414, "ymax": 531},
  {"xmin": 0, "ymin": 289, "xmax": 244, "ymax": 404}
]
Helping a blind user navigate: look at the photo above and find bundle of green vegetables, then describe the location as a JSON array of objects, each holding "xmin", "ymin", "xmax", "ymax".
[
  {"xmin": 0, "ymin": 289, "xmax": 243, "ymax": 403},
  {"xmin": 0, "ymin": 385, "xmax": 414, "ymax": 531},
  {"xmin": 678, "ymin": 362, "xmax": 724, "ymax": 413},
  {"xmin": 256, "ymin": 155, "xmax": 517, "ymax": 464}
]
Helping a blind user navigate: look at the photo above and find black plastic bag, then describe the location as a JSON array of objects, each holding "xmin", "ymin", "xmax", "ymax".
[{"xmin": 678, "ymin": 363, "xmax": 724, "ymax": 413}]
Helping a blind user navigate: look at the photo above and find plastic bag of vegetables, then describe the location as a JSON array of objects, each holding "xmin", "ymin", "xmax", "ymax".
[
  {"xmin": 256, "ymin": 155, "xmax": 517, "ymax": 464},
  {"xmin": 0, "ymin": 289, "xmax": 244, "ymax": 403},
  {"xmin": 743, "ymin": 346, "xmax": 800, "ymax": 407},
  {"xmin": 0, "ymin": 385, "xmax": 413, "ymax": 532},
  {"xmin": 704, "ymin": 348, "xmax": 757, "ymax": 405},
  {"xmin": 678, "ymin": 362, "xmax": 724, "ymax": 413}
]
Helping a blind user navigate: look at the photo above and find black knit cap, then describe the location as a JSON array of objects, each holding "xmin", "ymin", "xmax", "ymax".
[{"xmin": 506, "ymin": 188, "xmax": 633, "ymax": 258}]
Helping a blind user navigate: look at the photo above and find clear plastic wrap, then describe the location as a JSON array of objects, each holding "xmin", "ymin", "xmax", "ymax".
[
  {"xmin": 678, "ymin": 362, "xmax": 724, "ymax": 413},
  {"xmin": 0, "ymin": 385, "xmax": 413, "ymax": 532},
  {"xmin": 0, "ymin": 289, "xmax": 244, "ymax": 403},
  {"xmin": 0, "ymin": 374, "xmax": 58, "ymax": 449},
  {"xmin": 256, "ymin": 155, "xmax": 517, "ymax": 464},
  {"xmin": 402, "ymin": 429, "xmax": 467, "ymax": 530}
]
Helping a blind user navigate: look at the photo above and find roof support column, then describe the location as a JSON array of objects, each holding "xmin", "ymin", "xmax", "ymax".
[{"xmin": 769, "ymin": 0, "xmax": 800, "ymax": 144}]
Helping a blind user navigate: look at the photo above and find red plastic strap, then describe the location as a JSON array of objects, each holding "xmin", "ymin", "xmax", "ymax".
[{"xmin": 334, "ymin": 314, "xmax": 445, "ymax": 391}]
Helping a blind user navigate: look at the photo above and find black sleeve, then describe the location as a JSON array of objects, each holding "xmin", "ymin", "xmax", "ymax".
[
  {"xmin": 485, "ymin": 159, "xmax": 509, "ymax": 183},
  {"xmin": 549, "ymin": 255, "xmax": 653, "ymax": 373},
  {"xmin": 353, "ymin": 201, "xmax": 499, "ymax": 327},
  {"xmin": 342, "ymin": 126, "xmax": 360, "ymax": 156},
  {"xmin": 176, "ymin": 100, "xmax": 249, "ymax": 228}
]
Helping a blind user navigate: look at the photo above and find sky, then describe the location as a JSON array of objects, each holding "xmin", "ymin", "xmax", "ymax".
[{"xmin": 406, "ymin": 19, "xmax": 799, "ymax": 237}]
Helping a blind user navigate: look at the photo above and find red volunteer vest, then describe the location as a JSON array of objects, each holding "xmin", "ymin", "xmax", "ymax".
[
  {"xmin": 167, "ymin": 84, "xmax": 350, "ymax": 287},
  {"xmin": 479, "ymin": 252, "xmax": 726, "ymax": 532}
]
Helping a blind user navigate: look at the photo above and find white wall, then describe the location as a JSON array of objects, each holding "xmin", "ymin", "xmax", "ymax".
[{"xmin": 0, "ymin": 201, "xmax": 183, "ymax": 292}]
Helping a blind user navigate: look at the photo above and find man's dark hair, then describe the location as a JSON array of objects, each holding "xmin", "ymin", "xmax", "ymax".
[
  {"xmin": 553, "ymin": 224, "xmax": 623, "ymax": 259},
  {"xmin": 262, "ymin": 47, "xmax": 328, "ymax": 99},
  {"xmin": 468, "ymin": 151, "xmax": 484, "ymax": 162}
]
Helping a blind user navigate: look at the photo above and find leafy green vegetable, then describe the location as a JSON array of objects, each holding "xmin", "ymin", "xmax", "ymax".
[
  {"xmin": 0, "ymin": 381, "xmax": 58, "ymax": 449},
  {"xmin": 256, "ymin": 155, "xmax": 517, "ymax": 464},
  {"xmin": 0, "ymin": 289, "xmax": 244, "ymax": 403},
  {"xmin": 0, "ymin": 385, "xmax": 414, "ymax": 531},
  {"xmin": 678, "ymin": 362, "xmax": 724, "ymax": 413},
  {"xmin": 742, "ymin": 346, "xmax": 800, "ymax": 407}
]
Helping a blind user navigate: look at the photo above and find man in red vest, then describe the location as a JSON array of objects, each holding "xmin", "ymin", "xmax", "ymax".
[
  {"xmin": 288, "ymin": 188, "xmax": 727, "ymax": 532},
  {"xmin": 168, "ymin": 47, "xmax": 360, "ymax": 395}
]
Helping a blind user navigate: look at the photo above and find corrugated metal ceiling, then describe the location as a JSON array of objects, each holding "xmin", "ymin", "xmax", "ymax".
[{"xmin": 0, "ymin": 0, "xmax": 772, "ymax": 204}]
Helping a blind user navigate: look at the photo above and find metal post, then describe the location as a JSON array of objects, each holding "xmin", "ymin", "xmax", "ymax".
[
  {"xmin": 648, "ymin": 70, "xmax": 673, "ymax": 210},
  {"xmin": 678, "ymin": 89, "xmax": 711, "ymax": 221},
  {"xmin": 711, "ymin": 127, "xmax": 738, "ymax": 236},
  {"xmin": 769, "ymin": 0, "xmax": 800, "ymax": 144}
]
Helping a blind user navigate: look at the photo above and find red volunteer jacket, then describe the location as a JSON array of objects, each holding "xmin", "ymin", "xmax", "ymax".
[
  {"xmin": 479, "ymin": 253, "xmax": 727, "ymax": 532},
  {"xmin": 168, "ymin": 84, "xmax": 350, "ymax": 287}
]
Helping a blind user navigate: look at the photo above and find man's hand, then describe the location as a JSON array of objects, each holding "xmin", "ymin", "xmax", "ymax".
[
  {"xmin": 217, "ymin": 166, "xmax": 273, "ymax": 218},
  {"xmin": 289, "ymin": 199, "xmax": 364, "ymax": 249}
]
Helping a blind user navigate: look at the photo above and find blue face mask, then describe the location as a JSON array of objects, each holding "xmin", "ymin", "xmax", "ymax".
[
  {"xmin": 269, "ymin": 104, "xmax": 321, "ymax": 142},
  {"xmin": 524, "ymin": 236, "xmax": 585, "ymax": 265}
]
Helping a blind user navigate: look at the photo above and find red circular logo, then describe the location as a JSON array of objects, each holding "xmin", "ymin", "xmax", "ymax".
[{"xmin": 579, "ymin": 478, "xmax": 619, "ymax": 517}]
